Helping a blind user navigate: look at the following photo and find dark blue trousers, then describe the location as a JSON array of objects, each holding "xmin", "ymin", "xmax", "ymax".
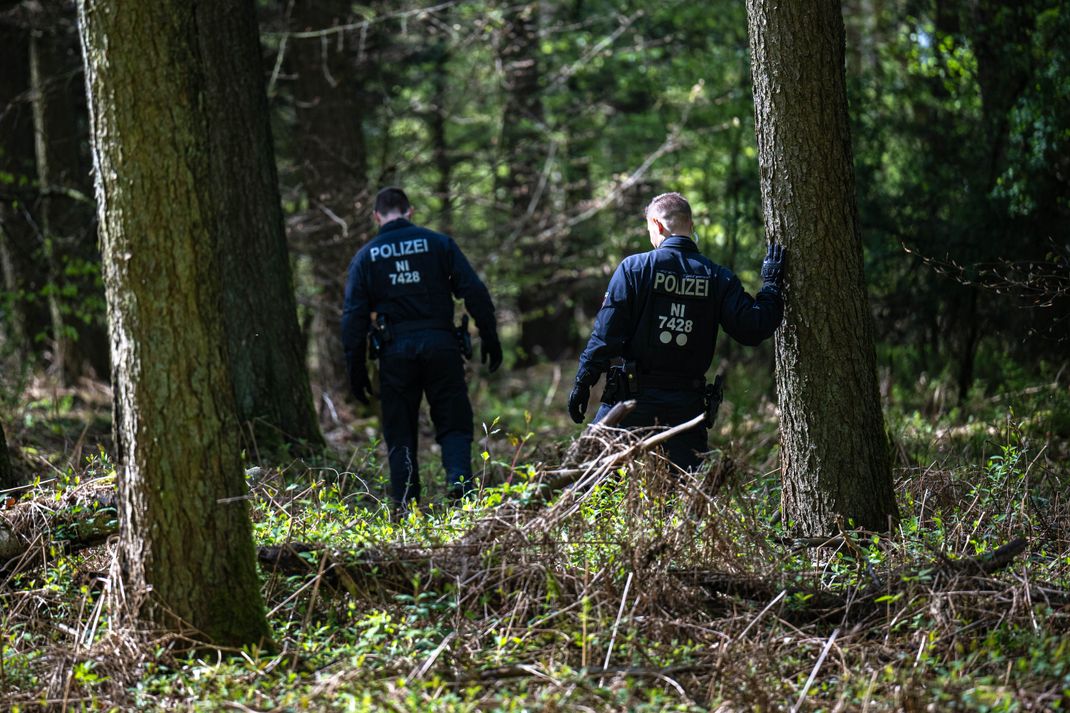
[
  {"xmin": 378, "ymin": 330, "xmax": 473, "ymax": 504},
  {"xmin": 593, "ymin": 388, "xmax": 708, "ymax": 470}
]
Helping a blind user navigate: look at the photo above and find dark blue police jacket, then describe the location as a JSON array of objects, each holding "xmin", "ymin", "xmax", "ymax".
[
  {"xmin": 576, "ymin": 235, "xmax": 783, "ymax": 386},
  {"xmin": 341, "ymin": 219, "xmax": 496, "ymax": 368}
]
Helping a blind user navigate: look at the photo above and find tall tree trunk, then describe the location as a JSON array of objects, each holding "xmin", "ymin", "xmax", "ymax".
[
  {"xmin": 970, "ymin": 0, "xmax": 1034, "ymax": 189},
  {"xmin": 290, "ymin": 0, "xmax": 371, "ymax": 395},
  {"xmin": 951, "ymin": 0, "xmax": 1035, "ymax": 400},
  {"xmin": 0, "ymin": 21, "xmax": 49, "ymax": 366},
  {"xmin": 429, "ymin": 28, "xmax": 452, "ymax": 235},
  {"xmin": 196, "ymin": 1, "xmax": 323, "ymax": 449},
  {"xmin": 0, "ymin": 422, "xmax": 13, "ymax": 490},
  {"xmin": 956, "ymin": 286, "xmax": 981, "ymax": 402},
  {"xmin": 563, "ymin": 113, "xmax": 598, "ymax": 329},
  {"xmin": 711, "ymin": 117, "xmax": 747, "ymax": 365},
  {"xmin": 746, "ymin": 0, "xmax": 898, "ymax": 535},
  {"xmin": 29, "ymin": 23, "xmax": 108, "ymax": 383},
  {"xmin": 78, "ymin": 0, "xmax": 271, "ymax": 647},
  {"xmin": 500, "ymin": 2, "xmax": 570, "ymax": 364}
]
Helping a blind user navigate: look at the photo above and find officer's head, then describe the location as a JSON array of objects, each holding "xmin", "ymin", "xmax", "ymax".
[
  {"xmin": 645, "ymin": 192, "xmax": 693, "ymax": 248},
  {"xmin": 373, "ymin": 187, "xmax": 414, "ymax": 225}
]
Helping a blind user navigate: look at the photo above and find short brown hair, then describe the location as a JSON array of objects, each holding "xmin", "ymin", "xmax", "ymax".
[
  {"xmin": 374, "ymin": 186, "xmax": 411, "ymax": 215},
  {"xmin": 645, "ymin": 192, "xmax": 692, "ymax": 233}
]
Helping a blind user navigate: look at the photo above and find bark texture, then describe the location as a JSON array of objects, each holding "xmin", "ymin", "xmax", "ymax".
[
  {"xmin": 78, "ymin": 0, "xmax": 271, "ymax": 646},
  {"xmin": 746, "ymin": 0, "xmax": 898, "ymax": 535},
  {"xmin": 195, "ymin": 1, "xmax": 323, "ymax": 448}
]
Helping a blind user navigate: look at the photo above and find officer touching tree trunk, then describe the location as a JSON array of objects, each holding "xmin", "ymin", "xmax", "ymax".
[
  {"xmin": 342, "ymin": 187, "xmax": 501, "ymax": 513},
  {"xmin": 569, "ymin": 192, "xmax": 785, "ymax": 470}
]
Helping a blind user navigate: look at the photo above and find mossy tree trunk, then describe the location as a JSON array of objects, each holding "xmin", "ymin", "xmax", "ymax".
[
  {"xmin": 746, "ymin": 0, "xmax": 899, "ymax": 535},
  {"xmin": 196, "ymin": 1, "xmax": 323, "ymax": 449},
  {"xmin": 78, "ymin": 0, "xmax": 271, "ymax": 647}
]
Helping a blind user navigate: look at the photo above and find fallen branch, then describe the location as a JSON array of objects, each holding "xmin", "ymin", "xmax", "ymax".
[
  {"xmin": 676, "ymin": 537, "xmax": 1035, "ymax": 624},
  {"xmin": 259, "ymin": 408, "xmax": 710, "ymax": 586},
  {"xmin": 0, "ymin": 479, "xmax": 117, "ymax": 570},
  {"xmin": 946, "ymin": 537, "xmax": 1028, "ymax": 576}
]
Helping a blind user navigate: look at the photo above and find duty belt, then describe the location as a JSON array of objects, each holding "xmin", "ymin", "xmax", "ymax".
[
  {"xmin": 602, "ymin": 363, "xmax": 704, "ymax": 405},
  {"xmin": 639, "ymin": 373, "xmax": 705, "ymax": 391},
  {"xmin": 390, "ymin": 319, "xmax": 454, "ymax": 334}
]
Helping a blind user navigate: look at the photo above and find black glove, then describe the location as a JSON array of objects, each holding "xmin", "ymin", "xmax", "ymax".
[
  {"xmin": 348, "ymin": 359, "xmax": 373, "ymax": 405},
  {"xmin": 481, "ymin": 335, "xmax": 503, "ymax": 373},
  {"xmin": 761, "ymin": 243, "xmax": 786, "ymax": 290},
  {"xmin": 568, "ymin": 382, "xmax": 590, "ymax": 424}
]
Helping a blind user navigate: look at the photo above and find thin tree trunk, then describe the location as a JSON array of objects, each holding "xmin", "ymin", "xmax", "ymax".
[
  {"xmin": 29, "ymin": 24, "xmax": 108, "ymax": 383},
  {"xmin": 500, "ymin": 2, "xmax": 571, "ymax": 364},
  {"xmin": 952, "ymin": 0, "xmax": 1035, "ymax": 399},
  {"xmin": 0, "ymin": 21, "xmax": 48, "ymax": 365},
  {"xmin": 78, "ymin": 0, "xmax": 271, "ymax": 647},
  {"xmin": 956, "ymin": 286, "xmax": 980, "ymax": 402},
  {"xmin": 28, "ymin": 30, "xmax": 67, "ymax": 383},
  {"xmin": 723, "ymin": 116, "xmax": 746, "ymax": 274},
  {"xmin": 555, "ymin": 0, "xmax": 597, "ymax": 343},
  {"xmin": 196, "ymin": 1, "xmax": 323, "ymax": 449},
  {"xmin": 290, "ymin": 0, "xmax": 372, "ymax": 395},
  {"xmin": 0, "ymin": 422, "xmax": 13, "ymax": 490},
  {"xmin": 746, "ymin": 0, "xmax": 898, "ymax": 535},
  {"xmin": 971, "ymin": 0, "xmax": 1034, "ymax": 191},
  {"xmin": 712, "ymin": 117, "xmax": 747, "ymax": 365},
  {"xmin": 430, "ymin": 33, "xmax": 452, "ymax": 235}
]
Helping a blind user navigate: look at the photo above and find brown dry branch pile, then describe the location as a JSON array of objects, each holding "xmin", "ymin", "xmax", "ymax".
[
  {"xmin": 0, "ymin": 476, "xmax": 117, "ymax": 567},
  {"xmin": 1, "ymin": 406, "xmax": 1069, "ymax": 709}
]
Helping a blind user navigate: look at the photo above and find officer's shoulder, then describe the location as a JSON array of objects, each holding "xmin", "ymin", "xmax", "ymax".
[
  {"xmin": 700, "ymin": 254, "xmax": 728, "ymax": 273},
  {"xmin": 619, "ymin": 252, "xmax": 650, "ymax": 270},
  {"xmin": 352, "ymin": 239, "xmax": 376, "ymax": 264},
  {"xmin": 408, "ymin": 224, "xmax": 457, "ymax": 249},
  {"xmin": 710, "ymin": 262, "xmax": 742, "ymax": 285},
  {"xmin": 710, "ymin": 262, "xmax": 736, "ymax": 278},
  {"xmin": 689, "ymin": 253, "xmax": 737, "ymax": 285}
]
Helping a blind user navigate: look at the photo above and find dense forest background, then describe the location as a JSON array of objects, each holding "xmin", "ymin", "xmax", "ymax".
[
  {"xmin": 1, "ymin": 0, "xmax": 1069, "ymax": 710},
  {"xmin": 3, "ymin": 0, "xmax": 1066, "ymax": 406}
]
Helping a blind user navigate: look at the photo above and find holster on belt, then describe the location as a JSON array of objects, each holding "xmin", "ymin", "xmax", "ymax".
[
  {"xmin": 602, "ymin": 360, "xmax": 638, "ymax": 404},
  {"xmin": 704, "ymin": 373, "xmax": 725, "ymax": 428},
  {"xmin": 455, "ymin": 314, "xmax": 473, "ymax": 360},
  {"xmin": 367, "ymin": 314, "xmax": 391, "ymax": 360}
]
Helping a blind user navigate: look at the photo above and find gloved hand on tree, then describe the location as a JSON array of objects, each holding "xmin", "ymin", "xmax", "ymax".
[{"xmin": 761, "ymin": 242, "xmax": 787, "ymax": 291}]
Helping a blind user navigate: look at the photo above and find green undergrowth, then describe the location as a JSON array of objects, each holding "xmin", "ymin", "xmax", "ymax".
[{"xmin": 2, "ymin": 366, "xmax": 1069, "ymax": 711}]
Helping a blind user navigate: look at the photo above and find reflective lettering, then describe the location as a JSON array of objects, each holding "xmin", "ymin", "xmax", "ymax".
[
  {"xmin": 653, "ymin": 270, "xmax": 710, "ymax": 298},
  {"xmin": 369, "ymin": 238, "xmax": 429, "ymax": 262}
]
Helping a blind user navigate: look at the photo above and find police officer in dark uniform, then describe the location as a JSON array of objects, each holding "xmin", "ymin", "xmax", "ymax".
[
  {"xmin": 342, "ymin": 187, "xmax": 501, "ymax": 509},
  {"xmin": 568, "ymin": 192, "xmax": 785, "ymax": 470}
]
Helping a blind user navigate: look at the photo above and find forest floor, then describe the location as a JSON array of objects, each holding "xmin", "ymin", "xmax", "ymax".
[{"xmin": 2, "ymin": 361, "xmax": 1069, "ymax": 711}]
